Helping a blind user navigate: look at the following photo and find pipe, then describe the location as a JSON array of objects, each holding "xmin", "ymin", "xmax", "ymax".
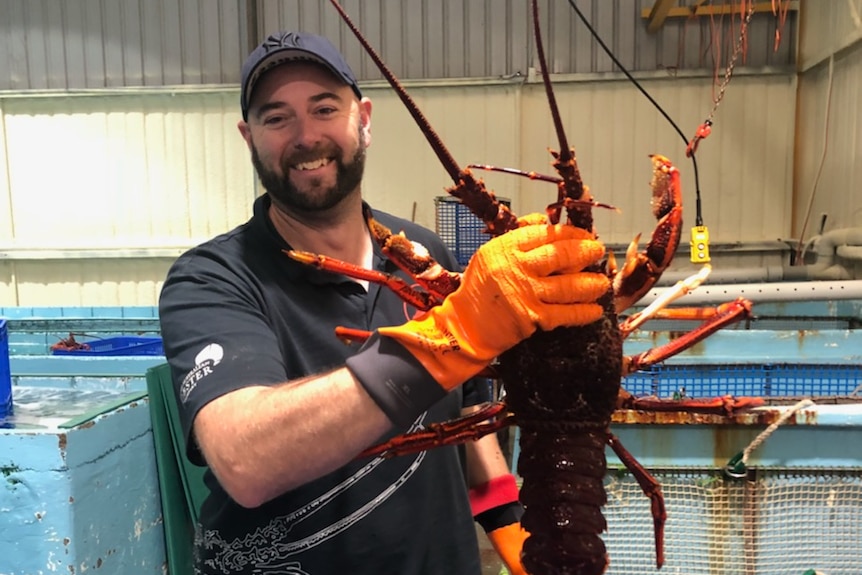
[
  {"xmin": 640, "ymin": 279, "xmax": 862, "ymax": 306},
  {"xmin": 656, "ymin": 265, "xmax": 788, "ymax": 285},
  {"xmin": 783, "ymin": 227, "xmax": 862, "ymax": 281},
  {"xmin": 837, "ymin": 245, "xmax": 862, "ymax": 260},
  {"xmin": 655, "ymin": 227, "xmax": 862, "ymax": 286}
]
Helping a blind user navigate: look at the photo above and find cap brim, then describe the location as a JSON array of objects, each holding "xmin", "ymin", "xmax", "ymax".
[{"xmin": 242, "ymin": 49, "xmax": 357, "ymax": 117}]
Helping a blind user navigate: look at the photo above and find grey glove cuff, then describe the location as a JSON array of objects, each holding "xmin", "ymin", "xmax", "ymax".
[{"xmin": 345, "ymin": 332, "xmax": 447, "ymax": 427}]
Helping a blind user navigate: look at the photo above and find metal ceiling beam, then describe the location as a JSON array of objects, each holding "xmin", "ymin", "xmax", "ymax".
[
  {"xmin": 646, "ymin": 0, "xmax": 678, "ymax": 33},
  {"xmin": 642, "ymin": 1, "xmax": 799, "ymax": 30}
]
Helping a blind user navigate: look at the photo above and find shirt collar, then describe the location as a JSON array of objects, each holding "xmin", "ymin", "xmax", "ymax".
[{"xmin": 251, "ymin": 194, "xmax": 392, "ymax": 282}]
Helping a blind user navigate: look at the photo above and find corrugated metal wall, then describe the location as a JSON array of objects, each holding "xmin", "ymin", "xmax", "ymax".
[
  {"xmin": 0, "ymin": 0, "xmax": 248, "ymax": 88},
  {"xmin": 794, "ymin": 0, "xmax": 862, "ymax": 239},
  {"xmin": 0, "ymin": 0, "xmax": 795, "ymax": 89},
  {"xmin": 0, "ymin": 1, "xmax": 808, "ymax": 306}
]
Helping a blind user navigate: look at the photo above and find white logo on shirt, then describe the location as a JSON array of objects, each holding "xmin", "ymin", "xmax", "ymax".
[{"xmin": 179, "ymin": 343, "xmax": 224, "ymax": 403}]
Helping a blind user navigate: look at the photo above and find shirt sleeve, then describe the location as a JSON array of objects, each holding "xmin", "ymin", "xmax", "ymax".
[
  {"xmin": 462, "ymin": 377, "xmax": 494, "ymax": 408},
  {"xmin": 158, "ymin": 250, "xmax": 288, "ymax": 465}
]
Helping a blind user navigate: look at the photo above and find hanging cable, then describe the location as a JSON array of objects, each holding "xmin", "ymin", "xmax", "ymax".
[
  {"xmin": 565, "ymin": 0, "xmax": 702, "ymax": 226},
  {"xmin": 701, "ymin": 1, "xmax": 757, "ymax": 141},
  {"xmin": 564, "ymin": 0, "xmax": 759, "ymax": 229},
  {"xmin": 794, "ymin": 55, "xmax": 834, "ymax": 265}
]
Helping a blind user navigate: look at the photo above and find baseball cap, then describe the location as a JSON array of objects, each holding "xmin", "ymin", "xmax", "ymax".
[{"xmin": 240, "ymin": 31, "xmax": 363, "ymax": 121}]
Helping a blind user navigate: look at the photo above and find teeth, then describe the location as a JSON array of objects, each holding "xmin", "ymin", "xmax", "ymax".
[{"xmin": 295, "ymin": 158, "xmax": 330, "ymax": 171}]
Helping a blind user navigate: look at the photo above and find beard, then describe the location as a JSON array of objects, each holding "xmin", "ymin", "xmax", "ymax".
[{"xmin": 251, "ymin": 130, "xmax": 367, "ymax": 214}]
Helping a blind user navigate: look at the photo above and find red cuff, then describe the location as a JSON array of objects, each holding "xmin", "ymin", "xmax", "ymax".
[{"xmin": 468, "ymin": 474, "xmax": 520, "ymax": 516}]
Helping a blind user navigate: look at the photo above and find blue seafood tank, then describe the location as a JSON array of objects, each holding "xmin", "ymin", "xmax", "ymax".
[{"xmin": 0, "ymin": 319, "xmax": 11, "ymax": 420}]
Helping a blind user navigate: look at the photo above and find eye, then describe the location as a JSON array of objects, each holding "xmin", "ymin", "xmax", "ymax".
[
  {"xmin": 261, "ymin": 112, "xmax": 297, "ymax": 129},
  {"xmin": 314, "ymin": 105, "xmax": 339, "ymax": 117}
]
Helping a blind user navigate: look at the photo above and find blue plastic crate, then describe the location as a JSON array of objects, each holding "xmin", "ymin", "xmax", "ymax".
[
  {"xmin": 435, "ymin": 196, "xmax": 510, "ymax": 266},
  {"xmin": 51, "ymin": 336, "xmax": 164, "ymax": 357},
  {"xmin": 622, "ymin": 363, "xmax": 862, "ymax": 398},
  {"xmin": 0, "ymin": 319, "xmax": 11, "ymax": 418}
]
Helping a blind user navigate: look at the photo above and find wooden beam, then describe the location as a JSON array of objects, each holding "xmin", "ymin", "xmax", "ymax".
[
  {"xmin": 646, "ymin": 0, "xmax": 678, "ymax": 34},
  {"xmin": 642, "ymin": 1, "xmax": 798, "ymax": 25}
]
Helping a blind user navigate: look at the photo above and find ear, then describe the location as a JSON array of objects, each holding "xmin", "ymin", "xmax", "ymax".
[
  {"xmin": 237, "ymin": 120, "xmax": 253, "ymax": 151},
  {"xmin": 358, "ymin": 97, "xmax": 372, "ymax": 148}
]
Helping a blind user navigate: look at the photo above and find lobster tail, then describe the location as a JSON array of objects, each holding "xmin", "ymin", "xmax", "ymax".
[
  {"xmin": 500, "ymin": 294, "xmax": 622, "ymax": 575},
  {"xmin": 518, "ymin": 428, "xmax": 609, "ymax": 575}
]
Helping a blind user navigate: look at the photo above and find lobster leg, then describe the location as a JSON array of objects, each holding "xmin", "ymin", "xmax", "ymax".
[
  {"xmin": 364, "ymin": 214, "xmax": 462, "ymax": 300},
  {"xmin": 618, "ymin": 265, "xmax": 713, "ymax": 337},
  {"xmin": 607, "ymin": 433, "xmax": 666, "ymax": 569},
  {"xmin": 618, "ymin": 391, "xmax": 766, "ymax": 416},
  {"xmin": 288, "ymin": 250, "xmax": 440, "ymax": 311},
  {"xmin": 618, "ymin": 297, "xmax": 764, "ymax": 415},
  {"xmin": 622, "ymin": 297, "xmax": 754, "ymax": 375},
  {"xmin": 357, "ymin": 402, "xmax": 514, "ymax": 459},
  {"xmin": 333, "ymin": 327, "xmax": 374, "ymax": 346},
  {"xmin": 287, "ymin": 208, "xmax": 463, "ymax": 329}
]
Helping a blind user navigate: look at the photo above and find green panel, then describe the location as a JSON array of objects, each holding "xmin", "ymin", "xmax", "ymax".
[{"xmin": 146, "ymin": 363, "xmax": 210, "ymax": 574}]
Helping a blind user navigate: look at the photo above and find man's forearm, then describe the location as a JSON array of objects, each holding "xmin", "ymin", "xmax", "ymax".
[{"xmin": 194, "ymin": 366, "xmax": 393, "ymax": 508}]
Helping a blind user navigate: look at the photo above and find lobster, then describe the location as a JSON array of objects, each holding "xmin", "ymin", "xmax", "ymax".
[
  {"xmin": 50, "ymin": 333, "xmax": 91, "ymax": 352},
  {"xmin": 288, "ymin": 1, "xmax": 762, "ymax": 573}
]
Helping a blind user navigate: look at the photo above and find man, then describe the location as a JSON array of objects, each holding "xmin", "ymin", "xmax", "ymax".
[{"xmin": 158, "ymin": 30, "xmax": 609, "ymax": 575}]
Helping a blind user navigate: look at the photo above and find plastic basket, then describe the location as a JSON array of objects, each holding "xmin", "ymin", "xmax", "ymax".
[
  {"xmin": 0, "ymin": 319, "xmax": 11, "ymax": 418},
  {"xmin": 434, "ymin": 196, "xmax": 510, "ymax": 266},
  {"xmin": 622, "ymin": 362, "xmax": 862, "ymax": 398},
  {"xmin": 51, "ymin": 336, "xmax": 164, "ymax": 357}
]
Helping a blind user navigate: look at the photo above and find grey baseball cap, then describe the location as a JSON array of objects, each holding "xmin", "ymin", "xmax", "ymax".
[{"xmin": 240, "ymin": 31, "xmax": 362, "ymax": 121}]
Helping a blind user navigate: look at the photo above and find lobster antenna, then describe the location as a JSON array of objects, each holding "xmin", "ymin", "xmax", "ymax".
[
  {"xmin": 532, "ymin": 0, "xmax": 591, "ymax": 230},
  {"xmin": 327, "ymin": 0, "xmax": 463, "ymax": 184},
  {"xmin": 532, "ymin": 0, "xmax": 569, "ymax": 156},
  {"xmin": 564, "ymin": 0, "xmax": 704, "ymax": 227}
]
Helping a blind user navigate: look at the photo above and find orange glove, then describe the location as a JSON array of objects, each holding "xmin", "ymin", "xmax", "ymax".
[
  {"xmin": 488, "ymin": 522, "xmax": 529, "ymax": 575},
  {"xmin": 379, "ymin": 217, "xmax": 607, "ymax": 389},
  {"xmin": 470, "ymin": 474, "xmax": 529, "ymax": 575},
  {"xmin": 346, "ymin": 215, "xmax": 608, "ymax": 425}
]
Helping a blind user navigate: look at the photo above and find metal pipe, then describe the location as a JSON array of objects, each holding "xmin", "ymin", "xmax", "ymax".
[
  {"xmin": 656, "ymin": 266, "xmax": 788, "ymax": 285},
  {"xmin": 639, "ymin": 279, "xmax": 862, "ymax": 305},
  {"xmin": 655, "ymin": 227, "xmax": 862, "ymax": 287}
]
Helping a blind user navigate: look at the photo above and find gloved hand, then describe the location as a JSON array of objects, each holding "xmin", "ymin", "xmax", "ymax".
[
  {"xmin": 470, "ymin": 473, "xmax": 530, "ymax": 575},
  {"xmin": 346, "ymin": 214, "xmax": 609, "ymax": 426},
  {"xmin": 488, "ymin": 522, "xmax": 530, "ymax": 575},
  {"xmin": 378, "ymin": 215, "xmax": 609, "ymax": 390}
]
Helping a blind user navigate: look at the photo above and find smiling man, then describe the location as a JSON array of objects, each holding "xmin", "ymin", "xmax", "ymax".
[{"xmin": 158, "ymin": 30, "xmax": 608, "ymax": 575}]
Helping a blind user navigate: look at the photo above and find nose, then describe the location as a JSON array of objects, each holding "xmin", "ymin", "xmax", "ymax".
[{"xmin": 292, "ymin": 115, "xmax": 322, "ymax": 150}]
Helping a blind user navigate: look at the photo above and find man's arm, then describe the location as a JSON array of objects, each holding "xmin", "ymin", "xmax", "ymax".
[
  {"xmin": 463, "ymin": 406, "xmax": 511, "ymax": 487},
  {"xmin": 193, "ymin": 366, "xmax": 391, "ymax": 508},
  {"xmin": 178, "ymin": 216, "xmax": 607, "ymax": 511},
  {"xmin": 464, "ymin": 405, "xmax": 529, "ymax": 575}
]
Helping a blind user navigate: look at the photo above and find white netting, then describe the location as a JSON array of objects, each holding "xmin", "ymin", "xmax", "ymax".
[{"xmin": 602, "ymin": 468, "xmax": 862, "ymax": 575}]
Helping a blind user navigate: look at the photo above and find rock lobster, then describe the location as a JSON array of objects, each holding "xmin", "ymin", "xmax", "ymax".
[{"xmin": 289, "ymin": 1, "xmax": 761, "ymax": 573}]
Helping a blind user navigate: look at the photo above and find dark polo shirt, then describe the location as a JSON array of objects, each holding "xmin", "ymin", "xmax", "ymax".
[{"xmin": 159, "ymin": 194, "xmax": 484, "ymax": 575}]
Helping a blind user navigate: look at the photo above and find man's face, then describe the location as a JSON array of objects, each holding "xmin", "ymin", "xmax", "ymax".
[{"xmin": 239, "ymin": 63, "xmax": 372, "ymax": 214}]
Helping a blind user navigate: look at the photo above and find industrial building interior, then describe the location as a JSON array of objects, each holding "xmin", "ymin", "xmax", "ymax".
[{"xmin": 1, "ymin": 1, "xmax": 860, "ymax": 575}]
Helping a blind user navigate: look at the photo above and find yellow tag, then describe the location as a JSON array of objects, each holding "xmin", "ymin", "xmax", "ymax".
[{"xmin": 690, "ymin": 226, "xmax": 711, "ymax": 263}]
